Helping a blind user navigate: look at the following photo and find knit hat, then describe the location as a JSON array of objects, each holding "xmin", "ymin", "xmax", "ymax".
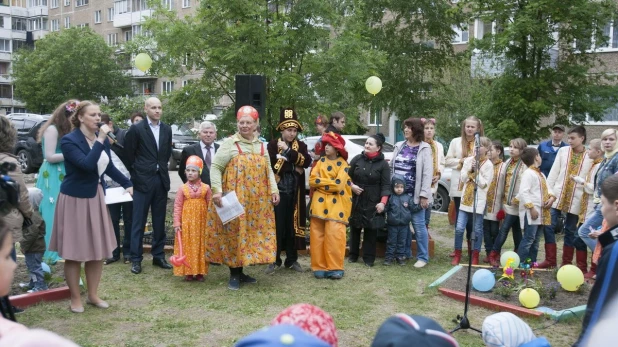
[
  {"xmin": 235, "ymin": 324, "xmax": 330, "ymax": 347},
  {"xmin": 320, "ymin": 132, "xmax": 347, "ymax": 161},
  {"xmin": 272, "ymin": 304, "xmax": 338, "ymax": 347},
  {"xmin": 185, "ymin": 155, "xmax": 204, "ymax": 174},
  {"xmin": 276, "ymin": 108, "xmax": 303, "ymax": 132},
  {"xmin": 371, "ymin": 314, "xmax": 459, "ymax": 347},
  {"xmin": 482, "ymin": 312, "xmax": 536, "ymax": 347}
]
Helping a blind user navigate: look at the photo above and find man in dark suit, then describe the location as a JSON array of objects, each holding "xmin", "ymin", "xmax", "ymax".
[
  {"xmin": 124, "ymin": 97, "xmax": 173, "ymax": 274},
  {"xmin": 178, "ymin": 121, "xmax": 219, "ymax": 185}
]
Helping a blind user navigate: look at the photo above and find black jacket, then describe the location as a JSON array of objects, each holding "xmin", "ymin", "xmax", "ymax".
[
  {"xmin": 110, "ymin": 126, "xmax": 130, "ymax": 169},
  {"xmin": 386, "ymin": 175, "xmax": 415, "ymax": 226},
  {"xmin": 124, "ymin": 119, "xmax": 173, "ymax": 192},
  {"xmin": 576, "ymin": 224, "xmax": 618, "ymax": 346},
  {"xmin": 178, "ymin": 142, "xmax": 220, "ymax": 185},
  {"xmin": 348, "ymin": 151, "xmax": 390, "ymax": 229}
]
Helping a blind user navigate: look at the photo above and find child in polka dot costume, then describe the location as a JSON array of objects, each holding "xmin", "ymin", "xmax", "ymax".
[{"xmin": 309, "ymin": 132, "xmax": 352, "ymax": 280}]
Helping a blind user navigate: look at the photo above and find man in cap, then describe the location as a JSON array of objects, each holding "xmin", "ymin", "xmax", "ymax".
[
  {"xmin": 538, "ymin": 124, "xmax": 568, "ymax": 177},
  {"xmin": 265, "ymin": 108, "xmax": 312, "ymax": 274}
]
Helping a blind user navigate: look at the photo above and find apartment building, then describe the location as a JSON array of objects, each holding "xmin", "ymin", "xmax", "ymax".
[{"xmin": 47, "ymin": 0, "xmax": 199, "ymax": 103}]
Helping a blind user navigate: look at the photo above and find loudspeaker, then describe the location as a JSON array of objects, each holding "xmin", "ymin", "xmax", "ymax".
[{"xmin": 235, "ymin": 75, "xmax": 265, "ymax": 119}]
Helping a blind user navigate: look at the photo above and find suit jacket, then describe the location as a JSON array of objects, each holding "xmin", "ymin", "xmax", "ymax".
[
  {"xmin": 178, "ymin": 142, "xmax": 220, "ymax": 185},
  {"xmin": 124, "ymin": 119, "xmax": 173, "ymax": 193},
  {"xmin": 60, "ymin": 128, "xmax": 132, "ymax": 198}
]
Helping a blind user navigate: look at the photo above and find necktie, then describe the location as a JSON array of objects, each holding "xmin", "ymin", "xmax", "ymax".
[{"xmin": 204, "ymin": 145, "xmax": 212, "ymax": 170}]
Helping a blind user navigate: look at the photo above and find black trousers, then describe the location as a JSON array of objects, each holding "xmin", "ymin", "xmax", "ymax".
[
  {"xmin": 483, "ymin": 219, "xmax": 500, "ymax": 254},
  {"xmin": 108, "ymin": 200, "xmax": 133, "ymax": 259},
  {"xmin": 274, "ymin": 192, "xmax": 297, "ymax": 267},
  {"xmin": 349, "ymin": 226, "xmax": 378, "ymax": 265},
  {"xmin": 130, "ymin": 174, "xmax": 168, "ymax": 262}
]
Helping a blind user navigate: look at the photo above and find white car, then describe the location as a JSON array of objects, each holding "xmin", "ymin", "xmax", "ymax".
[{"xmin": 302, "ymin": 135, "xmax": 395, "ymax": 191}]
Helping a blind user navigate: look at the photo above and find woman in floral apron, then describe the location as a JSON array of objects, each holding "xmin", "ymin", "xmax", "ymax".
[{"xmin": 206, "ymin": 106, "xmax": 280, "ymax": 290}]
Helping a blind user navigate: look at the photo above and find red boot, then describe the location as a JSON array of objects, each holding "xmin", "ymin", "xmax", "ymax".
[
  {"xmin": 537, "ymin": 243, "xmax": 557, "ymax": 269},
  {"xmin": 489, "ymin": 251, "xmax": 500, "ymax": 267},
  {"xmin": 482, "ymin": 252, "xmax": 490, "ymax": 263},
  {"xmin": 584, "ymin": 262, "xmax": 597, "ymax": 279},
  {"xmin": 451, "ymin": 250, "xmax": 462, "ymax": 266},
  {"xmin": 576, "ymin": 249, "xmax": 588, "ymax": 274},
  {"xmin": 449, "ymin": 250, "xmax": 456, "ymax": 257},
  {"xmin": 472, "ymin": 250, "xmax": 480, "ymax": 265},
  {"xmin": 561, "ymin": 245, "xmax": 575, "ymax": 267}
]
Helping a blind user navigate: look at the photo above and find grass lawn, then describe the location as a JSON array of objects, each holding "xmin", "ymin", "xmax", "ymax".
[{"xmin": 17, "ymin": 214, "xmax": 583, "ymax": 347}]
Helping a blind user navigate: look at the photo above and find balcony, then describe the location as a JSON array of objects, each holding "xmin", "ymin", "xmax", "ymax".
[
  {"xmin": 0, "ymin": 6, "xmax": 10, "ymax": 16},
  {"xmin": 11, "ymin": 7, "xmax": 28, "ymax": 18},
  {"xmin": 126, "ymin": 67, "xmax": 154, "ymax": 79},
  {"xmin": 27, "ymin": 6, "xmax": 48, "ymax": 17},
  {"xmin": 0, "ymin": 28, "xmax": 11, "ymax": 39},
  {"xmin": 32, "ymin": 30, "xmax": 49, "ymax": 41},
  {"xmin": 0, "ymin": 52, "xmax": 11, "ymax": 62},
  {"xmin": 0, "ymin": 74, "xmax": 11, "ymax": 84},
  {"xmin": 113, "ymin": 10, "xmax": 152, "ymax": 28},
  {"xmin": 471, "ymin": 47, "xmax": 558, "ymax": 78}
]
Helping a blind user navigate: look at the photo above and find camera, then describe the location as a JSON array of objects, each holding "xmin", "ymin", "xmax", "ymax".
[{"xmin": 0, "ymin": 161, "xmax": 20, "ymax": 215}]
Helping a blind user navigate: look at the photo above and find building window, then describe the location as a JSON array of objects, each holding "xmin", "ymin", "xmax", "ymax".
[
  {"xmin": 162, "ymin": 0, "xmax": 173, "ymax": 11},
  {"xmin": 12, "ymin": 40, "xmax": 26, "ymax": 52},
  {"xmin": 51, "ymin": 19, "xmax": 59, "ymax": 31},
  {"xmin": 132, "ymin": 0, "xmax": 150, "ymax": 11},
  {"xmin": 123, "ymin": 29, "xmax": 132, "ymax": 42},
  {"xmin": 0, "ymin": 84, "xmax": 13, "ymax": 99},
  {"xmin": 586, "ymin": 103, "xmax": 618, "ymax": 124},
  {"xmin": 142, "ymin": 81, "xmax": 154, "ymax": 94},
  {"xmin": 77, "ymin": 23, "xmax": 88, "ymax": 28},
  {"xmin": 132, "ymin": 24, "xmax": 141, "ymax": 36},
  {"xmin": 368, "ymin": 109, "xmax": 382, "ymax": 126},
  {"xmin": 12, "ymin": 17, "xmax": 28, "ymax": 31},
  {"xmin": 452, "ymin": 24, "xmax": 469, "ymax": 44},
  {"xmin": 115, "ymin": 0, "xmax": 128, "ymax": 15},
  {"xmin": 182, "ymin": 80, "xmax": 189, "ymax": 87},
  {"xmin": 64, "ymin": 0, "xmax": 70, "ymax": 6},
  {"xmin": 75, "ymin": 0, "xmax": 88, "ymax": 6},
  {"xmin": 0, "ymin": 17, "xmax": 5, "ymax": 29},
  {"xmin": 28, "ymin": 18, "xmax": 48, "ymax": 31},
  {"xmin": 64, "ymin": 16, "xmax": 70, "ymax": 29},
  {"xmin": 162, "ymin": 81, "xmax": 174, "ymax": 93},
  {"xmin": 182, "ymin": 0, "xmax": 190, "ymax": 8},
  {"xmin": 0, "ymin": 40, "xmax": 10, "ymax": 53},
  {"xmin": 94, "ymin": 10, "xmax": 101, "ymax": 24},
  {"xmin": 51, "ymin": 0, "xmax": 58, "ymax": 8},
  {"xmin": 107, "ymin": 33, "xmax": 118, "ymax": 46},
  {"xmin": 108, "ymin": 8, "xmax": 114, "ymax": 21},
  {"xmin": 27, "ymin": 0, "xmax": 48, "ymax": 6}
]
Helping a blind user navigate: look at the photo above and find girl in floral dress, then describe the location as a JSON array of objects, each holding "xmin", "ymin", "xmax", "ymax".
[
  {"xmin": 36, "ymin": 100, "xmax": 76, "ymax": 264},
  {"xmin": 173, "ymin": 155, "xmax": 211, "ymax": 281}
]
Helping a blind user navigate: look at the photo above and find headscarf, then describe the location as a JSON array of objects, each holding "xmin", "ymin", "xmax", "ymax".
[{"xmin": 320, "ymin": 132, "xmax": 347, "ymax": 161}]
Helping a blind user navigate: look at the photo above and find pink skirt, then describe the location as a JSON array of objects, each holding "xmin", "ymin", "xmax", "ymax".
[{"xmin": 50, "ymin": 185, "xmax": 116, "ymax": 262}]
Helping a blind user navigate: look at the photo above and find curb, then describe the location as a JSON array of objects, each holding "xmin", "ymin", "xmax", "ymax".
[
  {"xmin": 438, "ymin": 288, "xmax": 544, "ymax": 318},
  {"xmin": 9, "ymin": 287, "xmax": 71, "ymax": 309}
]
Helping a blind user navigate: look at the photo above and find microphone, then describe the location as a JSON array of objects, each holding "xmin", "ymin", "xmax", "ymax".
[{"xmin": 97, "ymin": 122, "xmax": 124, "ymax": 149}]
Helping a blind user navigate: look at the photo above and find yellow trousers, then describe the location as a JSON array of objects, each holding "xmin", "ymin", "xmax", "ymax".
[{"xmin": 310, "ymin": 218, "xmax": 346, "ymax": 277}]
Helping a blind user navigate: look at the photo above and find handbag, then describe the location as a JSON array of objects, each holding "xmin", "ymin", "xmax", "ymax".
[
  {"xmin": 370, "ymin": 211, "xmax": 386, "ymax": 230},
  {"xmin": 448, "ymin": 200, "xmax": 456, "ymax": 225}
]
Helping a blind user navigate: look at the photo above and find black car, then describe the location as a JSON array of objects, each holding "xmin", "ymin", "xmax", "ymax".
[
  {"xmin": 168, "ymin": 124, "xmax": 199, "ymax": 170},
  {"xmin": 8, "ymin": 114, "xmax": 50, "ymax": 174}
]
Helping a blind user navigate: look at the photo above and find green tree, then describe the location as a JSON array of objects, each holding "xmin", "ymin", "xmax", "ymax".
[
  {"xmin": 131, "ymin": 0, "xmax": 384, "ymax": 138},
  {"xmin": 12, "ymin": 27, "xmax": 132, "ymax": 113},
  {"xmin": 466, "ymin": 0, "xmax": 618, "ymax": 143}
]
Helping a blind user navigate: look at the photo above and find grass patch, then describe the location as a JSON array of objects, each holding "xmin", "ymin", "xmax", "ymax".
[{"xmin": 17, "ymin": 214, "xmax": 582, "ymax": 347}]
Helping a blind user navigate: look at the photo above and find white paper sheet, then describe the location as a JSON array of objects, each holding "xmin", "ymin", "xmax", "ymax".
[
  {"xmin": 215, "ymin": 191, "xmax": 245, "ymax": 224},
  {"xmin": 104, "ymin": 187, "xmax": 133, "ymax": 205}
]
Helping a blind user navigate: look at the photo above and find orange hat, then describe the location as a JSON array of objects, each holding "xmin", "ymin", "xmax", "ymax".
[
  {"xmin": 321, "ymin": 132, "xmax": 347, "ymax": 161},
  {"xmin": 185, "ymin": 155, "xmax": 204, "ymax": 174},
  {"xmin": 237, "ymin": 105, "xmax": 259, "ymax": 121}
]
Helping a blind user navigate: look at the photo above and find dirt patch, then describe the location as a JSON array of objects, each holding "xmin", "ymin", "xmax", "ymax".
[
  {"xmin": 10, "ymin": 257, "xmax": 66, "ymax": 296},
  {"xmin": 439, "ymin": 266, "xmax": 590, "ymax": 311}
]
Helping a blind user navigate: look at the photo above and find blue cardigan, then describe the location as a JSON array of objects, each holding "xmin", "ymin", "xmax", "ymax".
[{"xmin": 59, "ymin": 128, "xmax": 132, "ymax": 199}]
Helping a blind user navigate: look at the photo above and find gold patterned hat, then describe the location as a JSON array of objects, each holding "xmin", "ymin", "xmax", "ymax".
[{"xmin": 276, "ymin": 108, "xmax": 303, "ymax": 132}]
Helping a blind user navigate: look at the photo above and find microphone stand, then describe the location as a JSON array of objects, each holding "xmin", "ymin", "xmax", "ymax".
[{"xmin": 450, "ymin": 134, "xmax": 482, "ymax": 335}]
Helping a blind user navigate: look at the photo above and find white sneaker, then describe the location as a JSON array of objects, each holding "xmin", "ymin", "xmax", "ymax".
[{"xmin": 414, "ymin": 260, "xmax": 427, "ymax": 268}]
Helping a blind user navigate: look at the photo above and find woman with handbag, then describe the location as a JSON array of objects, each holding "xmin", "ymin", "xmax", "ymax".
[{"xmin": 348, "ymin": 134, "xmax": 391, "ymax": 267}]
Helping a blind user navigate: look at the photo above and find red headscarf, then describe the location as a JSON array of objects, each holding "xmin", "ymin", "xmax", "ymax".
[
  {"xmin": 272, "ymin": 303, "xmax": 338, "ymax": 347},
  {"xmin": 320, "ymin": 132, "xmax": 347, "ymax": 161},
  {"xmin": 236, "ymin": 105, "xmax": 259, "ymax": 121}
]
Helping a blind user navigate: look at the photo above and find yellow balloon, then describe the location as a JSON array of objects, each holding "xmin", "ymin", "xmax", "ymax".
[
  {"xmin": 557, "ymin": 265, "xmax": 585, "ymax": 291},
  {"xmin": 519, "ymin": 288, "xmax": 540, "ymax": 309},
  {"xmin": 134, "ymin": 53, "xmax": 153, "ymax": 72},
  {"xmin": 365, "ymin": 76, "xmax": 382, "ymax": 95}
]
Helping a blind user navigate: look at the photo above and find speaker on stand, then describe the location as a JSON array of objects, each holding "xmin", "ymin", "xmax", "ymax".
[{"xmin": 235, "ymin": 75, "xmax": 266, "ymax": 119}]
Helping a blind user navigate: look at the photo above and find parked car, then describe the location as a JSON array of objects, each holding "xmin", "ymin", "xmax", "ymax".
[
  {"xmin": 168, "ymin": 124, "xmax": 199, "ymax": 170},
  {"xmin": 7, "ymin": 113, "xmax": 50, "ymax": 174},
  {"xmin": 302, "ymin": 135, "xmax": 395, "ymax": 191}
]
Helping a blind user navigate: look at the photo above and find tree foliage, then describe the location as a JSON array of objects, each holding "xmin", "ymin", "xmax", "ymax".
[
  {"xmin": 12, "ymin": 27, "xmax": 132, "ymax": 114},
  {"xmin": 466, "ymin": 0, "xmax": 618, "ymax": 143}
]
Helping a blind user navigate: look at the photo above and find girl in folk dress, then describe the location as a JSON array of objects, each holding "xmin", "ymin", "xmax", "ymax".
[
  {"xmin": 173, "ymin": 155, "xmax": 212, "ymax": 281},
  {"xmin": 483, "ymin": 140, "xmax": 506, "ymax": 263}
]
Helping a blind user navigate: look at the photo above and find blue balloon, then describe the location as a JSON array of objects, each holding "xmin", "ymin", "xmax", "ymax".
[
  {"xmin": 41, "ymin": 262, "xmax": 51, "ymax": 274},
  {"xmin": 472, "ymin": 269, "xmax": 496, "ymax": 292}
]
